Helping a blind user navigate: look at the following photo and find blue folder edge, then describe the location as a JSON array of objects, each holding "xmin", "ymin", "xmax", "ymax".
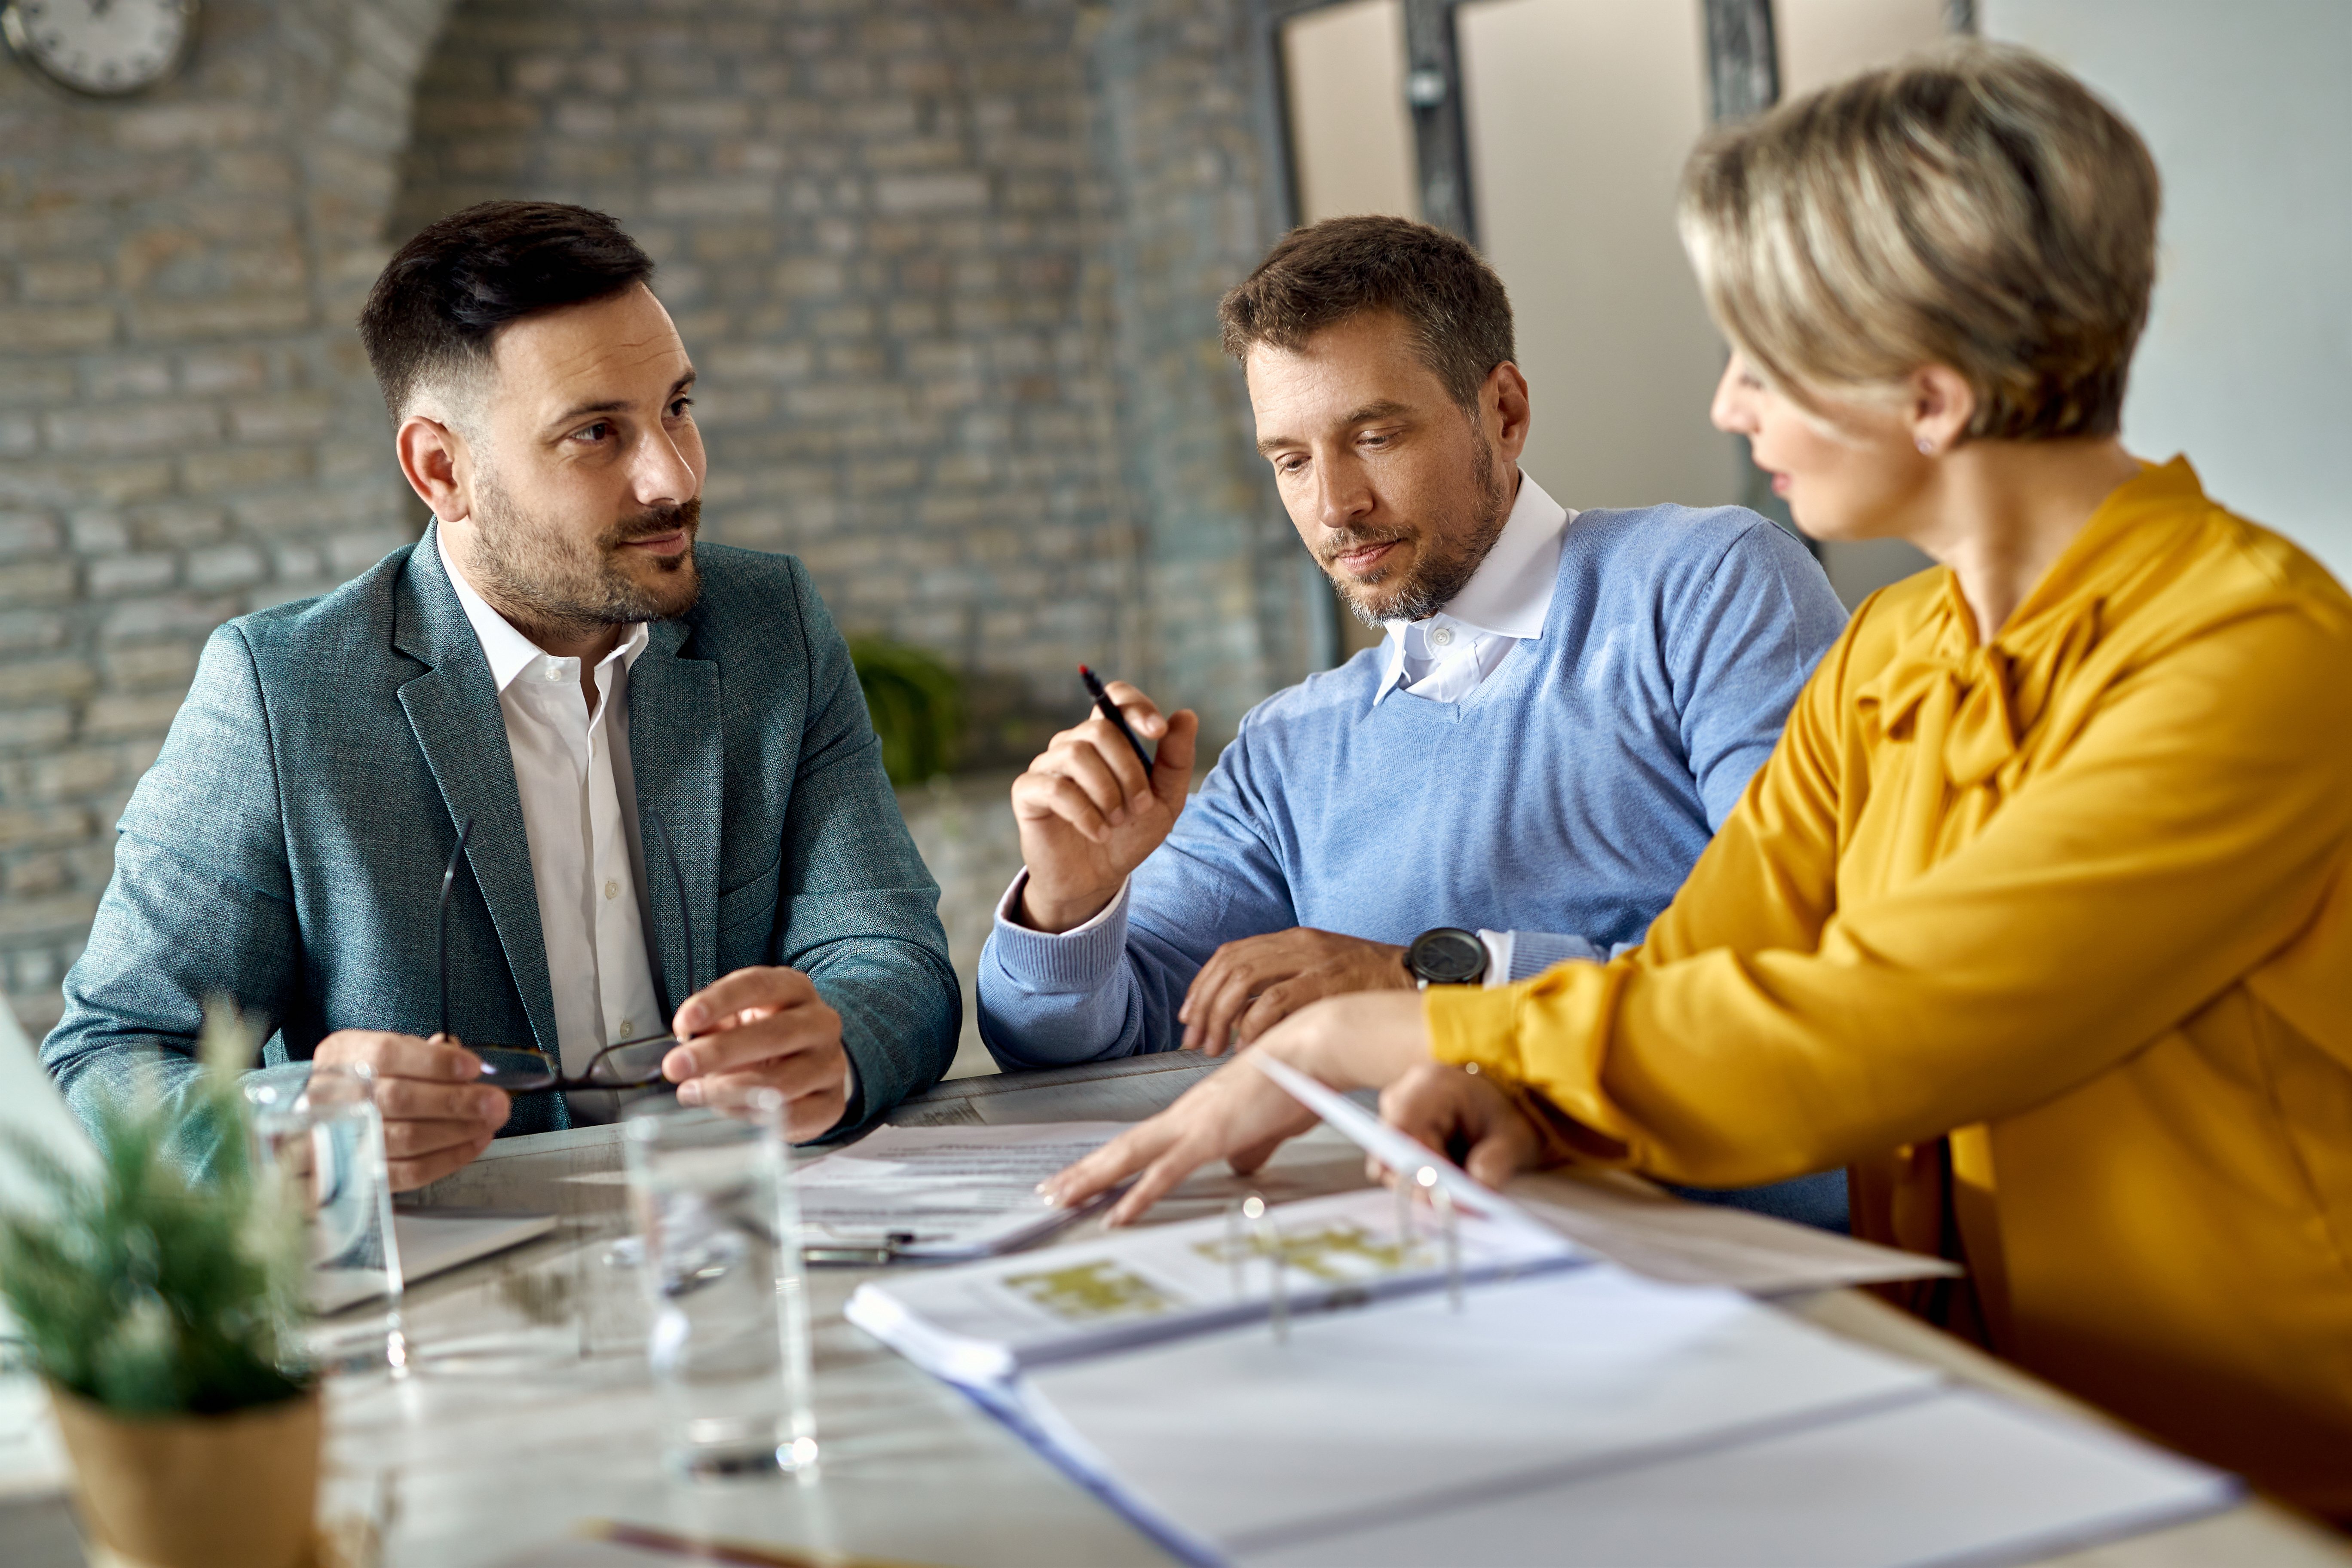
[
  {"xmin": 943, "ymin": 1367, "xmax": 2250, "ymax": 1568},
  {"xmin": 950, "ymin": 1377, "xmax": 1227, "ymax": 1568}
]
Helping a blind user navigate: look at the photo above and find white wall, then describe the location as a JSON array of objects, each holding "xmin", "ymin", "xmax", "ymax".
[
  {"xmin": 1776, "ymin": 0, "xmax": 1948, "ymax": 604},
  {"xmin": 1283, "ymin": 0, "xmax": 1419, "ymax": 224},
  {"xmin": 1985, "ymin": 0, "xmax": 2352, "ymax": 575},
  {"xmin": 1457, "ymin": 0, "xmax": 1743, "ymax": 512},
  {"xmin": 1778, "ymin": 0, "xmax": 1948, "ymax": 94}
]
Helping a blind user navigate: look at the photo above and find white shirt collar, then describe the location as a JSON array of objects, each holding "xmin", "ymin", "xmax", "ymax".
[
  {"xmin": 1373, "ymin": 471, "xmax": 1573, "ymax": 704},
  {"xmin": 434, "ymin": 522, "xmax": 648, "ymax": 694}
]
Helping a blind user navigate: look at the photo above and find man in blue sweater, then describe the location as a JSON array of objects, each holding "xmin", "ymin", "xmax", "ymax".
[{"xmin": 978, "ymin": 217, "xmax": 1849, "ymax": 1223}]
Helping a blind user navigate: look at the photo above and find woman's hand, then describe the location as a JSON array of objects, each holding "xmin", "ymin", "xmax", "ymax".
[
  {"xmin": 1040, "ymin": 990, "xmax": 1436, "ymax": 1225},
  {"xmin": 1377, "ymin": 1062, "xmax": 1549, "ymax": 1189}
]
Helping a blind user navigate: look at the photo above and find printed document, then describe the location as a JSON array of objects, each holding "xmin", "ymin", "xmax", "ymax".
[{"xmin": 795, "ymin": 1121, "xmax": 1129, "ymax": 1261}]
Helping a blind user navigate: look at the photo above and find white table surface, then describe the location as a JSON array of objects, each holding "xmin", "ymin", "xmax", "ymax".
[{"xmin": 8, "ymin": 1051, "xmax": 2346, "ymax": 1567}]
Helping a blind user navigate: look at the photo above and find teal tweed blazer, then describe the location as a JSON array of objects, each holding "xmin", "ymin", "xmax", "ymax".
[{"xmin": 43, "ymin": 526, "xmax": 958, "ymax": 1142}]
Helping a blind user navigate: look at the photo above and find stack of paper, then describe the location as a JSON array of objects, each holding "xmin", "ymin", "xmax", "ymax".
[
  {"xmin": 1007, "ymin": 1268, "xmax": 2234, "ymax": 1567},
  {"xmin": 794, "ymin": 1121, "xmax": 1130, "ymax": 1261},
  {"xmin": 845, "ymin": 1057, "xmax": 2238, "ymax": 1567}
]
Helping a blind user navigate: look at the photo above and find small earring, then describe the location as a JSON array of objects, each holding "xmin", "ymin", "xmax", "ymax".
[{"xmin": 1916, "ymin": 436, "xmax": 1937, "ymax": 456}]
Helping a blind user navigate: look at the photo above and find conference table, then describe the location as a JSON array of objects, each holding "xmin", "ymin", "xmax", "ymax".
[{"xmin": 13, "ymin": 1051, "xmax": 2352, "ymax": 1566}]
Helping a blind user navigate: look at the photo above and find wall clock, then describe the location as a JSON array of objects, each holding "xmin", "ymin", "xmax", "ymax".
[{"xmin": 2, "ymin": 0, "xmax": 196, "ymax": 98}]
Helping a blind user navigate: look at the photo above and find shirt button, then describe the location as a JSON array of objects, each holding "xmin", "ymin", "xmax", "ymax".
[
  {"xmin": 618, "ymin": 1018, "xmax": 634, "ymax": 1038},
  {"xmin": 604, "ymin": 879, "xmax": 619, "ymax": 900},
  {"xmin": 1430, "ymin": 627, "xmax": 1455, "ymax": 648}
]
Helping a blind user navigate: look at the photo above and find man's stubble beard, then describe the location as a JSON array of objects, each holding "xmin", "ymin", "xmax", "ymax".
[
  {"xmin": 467, "ymin": 469, "xmax": 702, "ymax": 642},
  {"xmin": 1323, "ymin": 425, "xmax": 1513, "ymax": 630}
]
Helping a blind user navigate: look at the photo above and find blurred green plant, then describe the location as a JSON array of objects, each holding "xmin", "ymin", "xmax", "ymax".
[
  {"xmin": 0, "ymin": 1006, "xmax": 307, "ymax": 1415},
  {"xmin": 851, "ymin": 637, "xmax": 964, "ymax": 785}
]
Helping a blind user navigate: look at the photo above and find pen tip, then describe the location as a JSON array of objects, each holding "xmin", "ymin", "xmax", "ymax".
[{"xmin": 1077, "ymin": 663, "xmax": 1092, "ymax": 677}]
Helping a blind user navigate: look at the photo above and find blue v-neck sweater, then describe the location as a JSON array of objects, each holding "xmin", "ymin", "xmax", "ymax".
[{"xmin": 980, "ymin": 502, "xmax": 1845, "ymax": 1069}]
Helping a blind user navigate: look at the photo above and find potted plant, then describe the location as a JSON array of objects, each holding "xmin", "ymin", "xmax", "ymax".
[{"xmin": 0, "ymin": 1008, "xmax": 322, "ymax": 1568}]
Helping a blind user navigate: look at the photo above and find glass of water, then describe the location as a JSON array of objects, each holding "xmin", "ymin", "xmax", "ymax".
[
  {"xmin": 622, "ymin": 1087, "xmax": 816, "ymax": 1476},
  {"xmin": 246, "ymin": 1063, "xmax": 406, "ymax": 1371}
]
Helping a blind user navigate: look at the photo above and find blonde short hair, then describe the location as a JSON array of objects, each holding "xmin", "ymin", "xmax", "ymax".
[{"xmin": 1679, "ymin": 41, "xmax": 2159, "ymax": 441}]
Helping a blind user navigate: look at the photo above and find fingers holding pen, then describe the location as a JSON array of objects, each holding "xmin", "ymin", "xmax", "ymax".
[
  {"xmin": 1062, "ymin": 735, "xmax": 1147, "ymax": 824},
  {"xmin": 1013, "ymin": 771, "xmax": 1123, "ymax": 846},
  {"xmin": 1098, "ymin": 680, "xmax": 1170, "ymax": 743}
]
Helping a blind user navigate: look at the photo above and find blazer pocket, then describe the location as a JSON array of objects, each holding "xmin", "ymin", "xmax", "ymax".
[{"xmin": 716, "ymin": 861, "xmax": 782, "ymax": 934}]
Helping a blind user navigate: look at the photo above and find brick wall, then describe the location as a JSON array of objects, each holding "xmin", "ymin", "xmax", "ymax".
[
  {"xmin": 0, "ymin": 0, "xmax": 1306, "ymax": 1038},
  {"xmin": 392, "ymin": 0, "xmax": 1151, "ymax": 756},
  {"xmin": 0, "ymin": 0, "xmax": 456, "ymax": 1034},
  {"xmin": 1089, "ymin": 0, "xmax": 1315, "ymax": 739}
]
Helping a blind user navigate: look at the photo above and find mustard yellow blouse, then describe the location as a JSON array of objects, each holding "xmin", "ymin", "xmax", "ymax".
[{"xmin": 1427, "ymin": 459, "xmax": 2352, "ymax": 1516}]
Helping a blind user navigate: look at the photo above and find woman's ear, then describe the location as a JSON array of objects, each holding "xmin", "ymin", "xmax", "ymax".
[{"xmin": 1907, "ymin": 365, "xmax": 1976, "ymax": 457}]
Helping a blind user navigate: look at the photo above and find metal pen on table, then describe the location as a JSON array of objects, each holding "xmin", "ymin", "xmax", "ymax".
[{"xmin": 1078, "ymin": 664, "xmax": 1155, "ymax": 772}]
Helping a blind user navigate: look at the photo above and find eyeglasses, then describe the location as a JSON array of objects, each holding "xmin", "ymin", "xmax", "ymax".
[{"xmin": 435, "ymin": 812, "xmax": 695, "ymax": 1096}]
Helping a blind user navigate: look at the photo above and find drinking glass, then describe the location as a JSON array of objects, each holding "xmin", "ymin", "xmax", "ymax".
[
  {"xmin": 246, "ymin": 1063, "xmax": 407, "ymax": 1371},
  {"xmin": 622, "ymin": 1087, "xmax": 816, "ymax": 1476}
]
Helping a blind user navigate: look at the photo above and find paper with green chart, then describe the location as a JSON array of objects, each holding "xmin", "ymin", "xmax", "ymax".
[{"xmin": 845, "ymin": 1186, "xmax": 1577, "ymax": 1386}]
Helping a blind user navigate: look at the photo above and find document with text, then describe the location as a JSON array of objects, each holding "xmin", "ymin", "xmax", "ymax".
[{"xmin": 794, "ymin": 1121, "xmax": 1130, "ymax": 1262}]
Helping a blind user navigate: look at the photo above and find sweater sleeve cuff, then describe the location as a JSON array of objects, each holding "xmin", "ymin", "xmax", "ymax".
[
  {"xmin": 1498, "ymin": 929, "xmax": 1605, "ymax": 982},
  {"xmin": 986, "ymin": 870, "xmax": 1134, "ymax": 994}
]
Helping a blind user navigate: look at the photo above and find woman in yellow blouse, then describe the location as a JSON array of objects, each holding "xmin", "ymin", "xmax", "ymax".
[{"xmin": 1047, "ymin": 42, "xmax": 2352, "ymax": 1517}]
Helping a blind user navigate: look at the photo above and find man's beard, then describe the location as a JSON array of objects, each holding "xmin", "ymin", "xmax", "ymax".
[
  {"xmin": 467, "ymin": 472, "xmax": 701, "ymax": 641},
  {"xmin": 1320, "ymin": 429, "xmax": 1513, "ymax": 629}
]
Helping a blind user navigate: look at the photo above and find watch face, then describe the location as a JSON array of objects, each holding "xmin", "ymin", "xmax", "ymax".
[
  {"xmin": 1409, "ymin": 927, "xmax": 1486, "ymax": 986},
  {"xmin": 4, "ymin": 0, "xmax": 194, "ymax": 97}
]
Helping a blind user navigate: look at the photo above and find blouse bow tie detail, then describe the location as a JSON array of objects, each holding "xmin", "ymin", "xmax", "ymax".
[
  {"xmin": 1859, "ymin": 640, "xmax": 2021, "ymax": 790},
  {"xmin": 1858, "ymin": 594, "xmax": 2103, "ymax": 792}
]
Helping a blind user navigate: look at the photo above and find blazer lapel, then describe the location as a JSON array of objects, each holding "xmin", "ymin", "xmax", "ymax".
[
  {"xmin": 392, "ymin": 529, "xmax": 562, "ymax": 1058},
  {"xmin": 628, "ymin": 619, "xmax": 722, "ymax": 1015}
]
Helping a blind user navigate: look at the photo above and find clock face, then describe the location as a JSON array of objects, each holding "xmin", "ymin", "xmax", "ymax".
[{"xmin": 3, "ymin": 0, "xmax": 194, "ymax": 97}]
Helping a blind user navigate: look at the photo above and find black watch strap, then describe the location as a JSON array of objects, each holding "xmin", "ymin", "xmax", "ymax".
[{"xmin": 1405, "ymin": 926, "xmax": 1487, "ymax": 987}]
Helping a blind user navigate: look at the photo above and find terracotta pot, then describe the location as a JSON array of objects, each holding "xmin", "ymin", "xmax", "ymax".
[{"xmin": 46, "ymin": 1381, "xmax": 321, "ymax": 1568}]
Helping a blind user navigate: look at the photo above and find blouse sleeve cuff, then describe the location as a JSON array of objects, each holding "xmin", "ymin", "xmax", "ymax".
[
  {"xmin": 1423, "ymin": 982, "xmax": 1526, "ymax": 1079},
  {"xmin": 1424, "ymin": 964, "xmax": 1640, "ymax": 1164}
]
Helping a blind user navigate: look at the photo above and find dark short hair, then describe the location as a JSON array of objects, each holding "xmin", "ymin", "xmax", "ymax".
[
  {"xmin": 358, "ymin": 200, "xmax": 655, "ymax": 420},
  {"xmin": 1217, "ymin": 216, "xmax": 1516, "ymax": 408}
]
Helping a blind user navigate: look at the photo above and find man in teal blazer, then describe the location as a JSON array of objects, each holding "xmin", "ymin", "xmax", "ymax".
[{"xmin": 44, "ymin": 202, "xmax": 958, "ymax": 1183}]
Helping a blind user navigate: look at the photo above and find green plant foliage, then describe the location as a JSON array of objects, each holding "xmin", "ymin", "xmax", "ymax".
[
  {"xmin": 850, "ymin": 637, "xmax": 964, "ymax": 785},
  {"xmin": 0, "ymin": 1007, "xmax": 307, "ymax": 1415}
]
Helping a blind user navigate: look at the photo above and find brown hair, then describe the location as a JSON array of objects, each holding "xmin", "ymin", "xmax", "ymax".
[
  {"xmin": 1218, "ymin": 215, "xmax": 1516, "ymax": 407},
  {"xmin": 1679, "ymin": 40, "xmax": 2160, "ymax": 441}
]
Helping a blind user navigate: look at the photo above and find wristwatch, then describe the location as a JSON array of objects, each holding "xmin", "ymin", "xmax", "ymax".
[{"xmin": 1404, "ymin": 926, "xmax": 1487, "ymax": 989}]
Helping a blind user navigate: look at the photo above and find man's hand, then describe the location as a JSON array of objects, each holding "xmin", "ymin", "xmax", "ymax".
[
  {"xmin": 314, "ymin": 1030, "xmax": 509, "ymax": 1192},
  {"xmin": 1377, "ymin": 1063, "xmax": 1547, "ymax": 1189},
  {"xmin": 1178, "ymin": 928, "xmax": 1414, "ymax": 1056},
  {"xmin": 662, "ymin": 966, "xmax": 848, "ymax": 1142},
  {"xmin": 1011, "ymin": 681, "xmax": 1198, "ymax": 934},
  {"xmin": 1041, "ymin": 989, "xmax": 1437, "ymax": 1225}
]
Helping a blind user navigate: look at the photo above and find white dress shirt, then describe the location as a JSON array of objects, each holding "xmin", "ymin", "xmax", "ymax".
[
  {"xmin": 1373, "ymin": 469, "xmax": 1574, "ymax": 707},
  {"xmin": 436, "ymin": 530, "xmax": 665, "ymax": 1087}
]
